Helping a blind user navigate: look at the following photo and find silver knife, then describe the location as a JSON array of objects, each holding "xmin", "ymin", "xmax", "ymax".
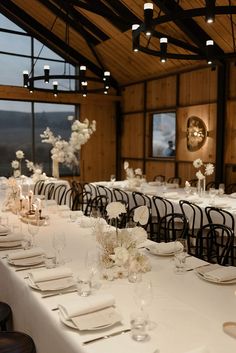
[
  {"xmin": 83, "ymin": 328, "xmax": 131, "ymax": 345},
  {"xmin": 42, "ymin": 288, "xmax": 77, "ymax": 298}
]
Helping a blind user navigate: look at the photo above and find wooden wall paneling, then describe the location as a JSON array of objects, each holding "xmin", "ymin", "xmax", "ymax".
[
  {"xmin": 146, "ymin": 75, "xmax": 177, "ymax": 110},
  {"xmin": 225, "ymin": 100, "xmax": 236, "ymax": 164},
  {"xmin": 79, "ymin": 102, "xmax": 116, "ymax": 182},
  {"xmin": 179, "ymin": 67, "xmax": 217, "ymax": 106},
  {"xmin": 121, "ymin": 113, "xmax": 144, "ymax": 158},
  {"xmin": 121, "ymin": 83, "xmax": 144, "ymax": 113},
  {"xmin": 176, "ymin": 104, "xmax": 217, "ymax": 163},
  {"xmin": 145, "ymin": 160, "xmax": 175, "ymax": 182},
  {"xmin": 228, "ymin": 62, "xmax": 236, "ymax": 100}
]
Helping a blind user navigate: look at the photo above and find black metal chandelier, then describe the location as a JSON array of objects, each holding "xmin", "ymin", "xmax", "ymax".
[
  {"xmin": 22, "ymin": 66, "xmax": 111, "ymax": 97},
  {"xmin": 132, "ymin": 1, "xmax": 236, "ymax": 64}
]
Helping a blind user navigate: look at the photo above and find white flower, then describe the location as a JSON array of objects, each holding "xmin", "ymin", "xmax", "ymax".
[
  {"xmin": 67, "ymin": 115, "xmax": 74, "ymax": 121},
  {"xmin": 13, "ymin": 169, "xmax": 21, "ymax": 178},
  {"xmin": 133, "ymin": 205, "xmax": 149, "ymax": 225},
  {"xmin": 196, "ymin": 170, "xmax": 205, "ymax": 180},
  {"xmin": 16, "ymin": 150, "xmax": 24, "ymax": 159},
  {"xmin": 110, "ymin": 247, "xmax": 130, "ymax": 267},
  {"xmin": 124, "ymin": 161, "xmax": 129, "ymax": 170},
  {"xmin": 193, "ymin": 158, "xmax": 203, "ymax": 168},
  {"xmin": 205, "ymin": 163, "xmax": 214, "ymax": 176},
  {"xmin": 106, "ymin": 201, "xmax": 127, "ymax": 219},
  {"xmin": 185, "ymin": 181, "xmax": 191, "ymax": 187},
  {"xmin": 130, "ymin": 226, "xmax": 147, "ymax": 245},
  {"xmin": 11, "ymin": 160, "xmax": 19, "ymax": 169}
]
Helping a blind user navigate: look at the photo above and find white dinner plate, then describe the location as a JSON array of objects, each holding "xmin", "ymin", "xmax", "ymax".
[
  {"xmin": 58, "ymin": 311, "xmax": 122, "ymax": 331},
  {"xmin": 195, "ymin": 270, "xmax": 236, "ymax": 284},
  {"xmin": 27, "ymin": 277, "xmax": 76, "ymax": 292}
]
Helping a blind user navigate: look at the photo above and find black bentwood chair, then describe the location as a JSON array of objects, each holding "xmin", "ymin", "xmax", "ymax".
[{"xmin": 0, "ymin": 331, "xmax": 36, "ymax": 353}]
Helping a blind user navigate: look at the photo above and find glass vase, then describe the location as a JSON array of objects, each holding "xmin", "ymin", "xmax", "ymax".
[
  {"xmin": 197, "ymin": 177, "xmax": 206, "ymax": 197},
  {"xmin": 52, "ymin": 159, "xmax": 60, "ymax": 179}
]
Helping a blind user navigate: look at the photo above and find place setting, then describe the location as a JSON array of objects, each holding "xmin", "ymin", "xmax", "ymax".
[{"xmin": 6, "ymin": 248, "xmax": 45, "ymax": 269}]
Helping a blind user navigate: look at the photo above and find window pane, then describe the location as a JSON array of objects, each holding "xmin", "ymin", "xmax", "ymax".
[
  {"xmin": 34, "ymin": 103, "xmax": 75, "ymax": 176},
  {"xmin": 34, "ymin": 39, "xmax": 63, "ymax": 61},
  {"xmin": 152, "ymin": 112, "xmax": 176, "ymax": 158},
  {"xmin": 0, "ymin": 55, "xmax": 31, "ymax": 85},
  {"xmin": 0, "ymin": 13, "xmax": 26, "ymax": 32},
  {"xmin": 0, "ymin": 31, "xmax": 30, "ymax": 55},
  {"xmin": 0, "ymin": 101, "xmax": 31, "ymax": 176}
]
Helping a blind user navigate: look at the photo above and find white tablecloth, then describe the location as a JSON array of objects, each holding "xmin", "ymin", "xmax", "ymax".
[{"xmin": 0, "ymin": 202, "xmax": 236, "ymax": 353}]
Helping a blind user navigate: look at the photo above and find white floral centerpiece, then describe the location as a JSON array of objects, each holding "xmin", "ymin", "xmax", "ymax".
[
  {"xmin": 193, "ymin": 158, "xmax": 214, "ymax": 195},
  {"xmin": 40, "ymin": 116, "xmax": 96, "ymax": 178},
  {"xmin": 11, "ymin": 150, "xmax": 24, "ymax": 178},
  {"xmin": 2, "ymin": 177, "xmax": 22, "ymax": 213},
  {"xmin": 25, "ymin": 160, "xmax": 47, "ymax": 183},
  {"xmin": 96, "ymin": 202, "xmax": 151, "ymax": 280},
  {"xmin": 124, "ymin": 161, "xmax": 145, "ymax": 188}
]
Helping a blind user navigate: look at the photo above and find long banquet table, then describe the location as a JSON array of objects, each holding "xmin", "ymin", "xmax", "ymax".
[{"xmin": 0, "ymin": 190, "xmax": 236, "ymax": 353}]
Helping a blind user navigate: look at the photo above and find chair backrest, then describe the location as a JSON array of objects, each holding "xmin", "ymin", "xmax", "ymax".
[
  {"xmin": 167, "ymin": 176, "xmax": 181, "ymax": 185},
  {"xmin": 33, "ymin": 180, "xmax": 45, "ymax": 195},
  {"xmin": 89, "ymin": 195, "xmax": 109, "ymax": 219},
  {"xmin": 83, "ymin": 182, "xmax": 98, "ymax": 198},
  {"xmin": 152, "ymin": 195, "xmax": 174, "ymax": 219},
  {"xmin": 153, "ymin": 175, "xmax": 165, "ymax": 182},
  {"xmin": 96, "ymin": 185, "xmax": 114, "ymax": 202},
  {"xmin": 112, "ymin": 188, "xmax": 130, "ymax": 211},
  {"xmin": 60, "ymin": 187, "xmax": 76, "ymax": 209},
  {"xmin": 72, "ymin": 189, "xmax": 92, "ymax": 213},
  {"xmin": 205, "ymin": 206, "xmax": 235, "ymax": 230},
  {"xmin": 42, "ymin": 182, "xmax": 55, "ymax": 200},
  {"xmin": 188, "ymin": 179, "xmax": 198, "ymax": 187},
  {"xmin": 179, "ymin": 200, "xmax": 205, "ymax": 256},
  {"xmin": 52, "ymin": 184, "xmax": 67, "ymax": 205},
  {"xmin": 0, "ymin": 331, "xmax": 36, "ymax": 353},
  {"xmin": 132, "ymin": 191, "xmax": 152, "ymax": 208},
  {"xmin": 206, "ymin": 181, "xmax": 218, "ymax": 190},
  {"xmin": 196, "ymin": 223, "xmax": 234, "ymax": 266},
  {"xmin": 225, "ymin": 183, "xmax": 236, "ymax": 194},
  {"xmin": 157, "ymin": 212, "xmax": 189, "ymax": 242}
]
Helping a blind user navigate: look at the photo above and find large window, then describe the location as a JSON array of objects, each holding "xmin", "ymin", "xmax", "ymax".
[{"xmin": 0, "ymin": 14, "xmax": 76, "ymax": 177}]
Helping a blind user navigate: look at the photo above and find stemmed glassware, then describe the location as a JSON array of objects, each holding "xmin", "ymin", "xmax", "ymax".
[
  {"xmin": 52, "ymin": 232, "xmax": 66, "ymax": 266},
  {"xmin": 27, "ymin": 218, "xmax": 40, "ymax": 248}
]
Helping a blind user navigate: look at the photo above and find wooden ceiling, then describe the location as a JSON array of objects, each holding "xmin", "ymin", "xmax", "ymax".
[{"xmin": 0, "ymin": 0, "xmax": 235, "ymax": 88}]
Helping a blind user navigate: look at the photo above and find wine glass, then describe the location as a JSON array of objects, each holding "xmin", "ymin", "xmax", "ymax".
[
  {"xmin": 133, "ymin": 280, "xmax": 153, "ymax": 312},
  {"xmin": 110, "ymin": 174, "xmax": 116, "ymax": 186},
  {"xmin": 174, "ymin": 238, "xmax": 188, "ymax": 274},
  {"xmin": 27, "ymin": 218, "xmax": 40, "ymax": 248},
  {"xmin": 218, "ymin": 183, "xmax": 225, "ymax": 197},
  {"xmin": 52, "ymin": 232, "xmax": 66, "ymax": 266},
  {"xmin": 85, "ymin": 249, "xmax": 101, "ymax": 288}
]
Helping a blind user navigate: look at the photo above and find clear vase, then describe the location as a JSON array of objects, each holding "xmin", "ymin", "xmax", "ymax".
[
  {"xmin": 197, "ymin": 177, "xmax": 206, "ymax": 197},
  {"xmin": 52, "ymin": 159, "xmax": 59, "ymax": 179}
]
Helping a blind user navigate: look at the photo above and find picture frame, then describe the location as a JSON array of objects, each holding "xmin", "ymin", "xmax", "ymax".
[{"xmin": 151, "ymin": 111, "xmax": 176, "ymax": 158}]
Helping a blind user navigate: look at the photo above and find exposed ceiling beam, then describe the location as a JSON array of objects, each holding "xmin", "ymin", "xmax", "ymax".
[
  {"xmin": 153, "ymin": 0, "xmax": 225, "ymax": 59},
  {"xmin": 0, "ymin": 0, "xmax": 118, "ymax": 88},
  {"xmin": 51, "ymin": 0, "xmax": 109, "ymax": 42},
  {"xmin": 50, "ymin": 0, "xmax": 107, "ymax": 70},
  {"xmin": 102, "ymin": 0, "xmax": 141, "ymax": 27}
]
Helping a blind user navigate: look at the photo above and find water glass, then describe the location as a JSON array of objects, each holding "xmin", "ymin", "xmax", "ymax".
[
  {"xmin": 130, "ymin": 311, "xmax": 149, "ymax": 342},
  {"xmin": 76, "ymin": 275, "xmax": 91, "ymax": 297},
  {"xmin": 174, "ymin": 238, "xmax": 188, "ymax": 274},
  {"xmin": 52, "ymin": 232, "xmax": 66, "ymax": 266},
  {"xmin": 69, "ymin": 211, "xmax": 77, "ymax": 223},
  {"xmin": 218, "ymin": 183, "xmax": 225, "ymax": 197}
]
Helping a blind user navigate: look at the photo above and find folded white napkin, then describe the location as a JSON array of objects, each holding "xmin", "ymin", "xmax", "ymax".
[
  {"xmin": 8, "ymin": 248, "xmax": 44, "ymax": 260},
  {"xmin": 0, "ymin": 234, "xmax": 23, "ymax": 242},
  {"xmin": 203, "ymin": 266, "xmax": 236, "ymax": 282},
  {"xmin": 58, "ymin": 293, "xmax": 115, "ymax": 320},
  {"xmin": 0, "ymin": 225, "xmax": 9, "ymax": 235},
  {"xmin": 148, "ymin": 241, "xmax": 183, "ymax": 254},
  {"xmin": 29, "ymin": 267, "xmax": 72, "ymax": 283},
  {"xmin": 230, "ymin": 192, "xmax": 236, "ymax": 198},
  {"xmin": 164, "ymin": 191, "xmax": 179, "ymax": 198}
]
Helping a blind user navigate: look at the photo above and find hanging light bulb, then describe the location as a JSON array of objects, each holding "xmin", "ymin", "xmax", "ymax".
[
  {"xmin": 53, "ymin": 81, "xmax": 58, "ymax": 97},
  {"xmin": 205, "ymin": 0, "xmax": 216, "ymax": 24},
  {"xmin": 132, "ymin": 24, "xmax": 140, "ymax": 52},
  {"xmin": 160, "ymin": 37, "xmax": 168, "ymax": 63},
  {"xmin": 44, "ymin": 65, "xmax": 50, "ymax": 83},
  {"xmin": 144, "ymin": 3, "xmax": 153, "ymax": 36},
  {"xmin": 23, "ymin": 70, "xmax": 29, "ymax": 87},
  {"xmin": 206, "ymin": 39, "xmax": 214, "ymax": 65}
]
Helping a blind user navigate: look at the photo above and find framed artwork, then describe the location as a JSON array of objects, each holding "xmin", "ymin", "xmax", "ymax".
[{"xmin": 151, "ymin": 111, "xmax": 176, "ymax": 158}]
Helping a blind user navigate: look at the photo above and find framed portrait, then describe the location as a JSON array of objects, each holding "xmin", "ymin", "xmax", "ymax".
[{"xmin": 151, "ymin": 111, "xmax": 176, "ymax": 158}]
